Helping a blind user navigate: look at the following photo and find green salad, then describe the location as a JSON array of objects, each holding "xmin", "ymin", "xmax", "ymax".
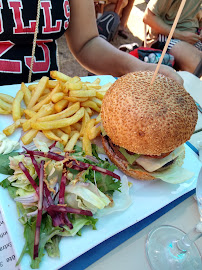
[{"xmin": 0, "ymin": 139, "xmax": 131, "ymax": 269}]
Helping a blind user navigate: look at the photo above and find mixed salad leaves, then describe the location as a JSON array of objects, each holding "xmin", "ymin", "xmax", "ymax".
[{"xmin": 0, "ymin": 136, "xmax": 131, "ymax": 269}]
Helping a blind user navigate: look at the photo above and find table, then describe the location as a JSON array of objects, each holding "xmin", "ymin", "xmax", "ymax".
[{"xmin": 86, "ymin": 190, "xmax": 202, "ymax": 270}]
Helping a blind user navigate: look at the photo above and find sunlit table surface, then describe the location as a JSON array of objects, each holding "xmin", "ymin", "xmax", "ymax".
[{"xmin": 86, "ymin": 73, "xmax": 202, "ymax": 270}]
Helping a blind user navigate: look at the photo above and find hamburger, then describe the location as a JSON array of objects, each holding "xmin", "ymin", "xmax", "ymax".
[{"xmin": 101, "ymin": 71, "xmax": 198, "ymax": 182}]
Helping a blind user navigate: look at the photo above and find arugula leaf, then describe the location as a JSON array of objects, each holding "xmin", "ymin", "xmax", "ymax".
[
  {"xmin": 0, "ymin": 152, "xmax": 19, "ymax": 175},
  {"xmin": 0, "ymin": 178, "xmax": 11, "ymax": 188},
  {"xmin": 76, "ymin": 216, "xmax": 98, "ymax": 236},
  {"xmin": 82, "ymin": 158, "xmax": 121, "ymax": 196},
  {"xmin": 17, "ymin": 214, "xmax": 63, "ymax": 269},
  {"xmin": 83, "ymin": 168, "xmax": 121, "ymax": 196},
  {"xmin": 92, "ymin": 144, "xmax": 102, "ymax": 161},
  {"xmin": 84, "ymin": 216, "xmax": 98, "ymax": 230},
  {"xmin": 7, "ymin": 186, "xmax": 18, "ymax": 199},
  {"xmin": 73, "ymin": 144, "xmax": 83, "ymax": 153},
  {"xmin": 60, "ymin": 215, "xmax": 98, "ymax": 237},
  {"xmin": 0, "ymin": 178, "xmax": 18, "ymax": 198}
]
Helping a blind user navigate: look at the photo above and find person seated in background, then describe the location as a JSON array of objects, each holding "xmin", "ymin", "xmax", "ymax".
[
  {"xmin": 143, "ymin": 0, "xmax": 202, "ymax": 74},
  {"xmin": 104, "ymin": 0, "xmax": 136, "ymax": 39}
]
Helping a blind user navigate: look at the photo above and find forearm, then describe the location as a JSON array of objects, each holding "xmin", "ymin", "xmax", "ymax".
[{"xmin": 65, "ymin": 34, "xmax": 149, "ymax": 77}]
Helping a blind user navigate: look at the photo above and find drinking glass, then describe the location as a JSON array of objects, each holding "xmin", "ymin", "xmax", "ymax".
[{"xmin": 146, "ymin": 166, "xmax": 202, "ymax": 270}]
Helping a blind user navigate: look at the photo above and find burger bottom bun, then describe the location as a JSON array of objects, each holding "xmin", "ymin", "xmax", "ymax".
[{"xmin": 102, "ymin": 136, "xmax": 185, "ymax": 181}]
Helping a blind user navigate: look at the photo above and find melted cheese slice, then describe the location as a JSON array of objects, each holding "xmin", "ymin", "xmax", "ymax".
[{"xmin": 136, "ymin": 145, "xmax": 184, "ymax": 172}]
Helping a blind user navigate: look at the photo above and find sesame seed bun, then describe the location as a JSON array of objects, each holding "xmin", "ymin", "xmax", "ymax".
[{"xmin": 101, "ymin": 71, "xmax": 198, "ymax": 156}]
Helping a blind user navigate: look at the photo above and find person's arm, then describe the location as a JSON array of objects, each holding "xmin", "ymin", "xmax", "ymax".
[
  {"xmin": 65, "ymin": 0, "xmax": 183, "ymax": 84},
  {"xmin": 143, "ymin": 8, "xmax": 201, "ymax": 44}
]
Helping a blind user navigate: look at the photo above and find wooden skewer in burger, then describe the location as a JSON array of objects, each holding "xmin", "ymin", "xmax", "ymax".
[{"xmin": 101, "ymin": 0, "xmax": 198, "ymax": 183}]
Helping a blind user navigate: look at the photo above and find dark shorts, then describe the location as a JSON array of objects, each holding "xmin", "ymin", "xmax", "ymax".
[{"xmin": 156, "ymin": 34, "xmax": 202, "ymax": 52}]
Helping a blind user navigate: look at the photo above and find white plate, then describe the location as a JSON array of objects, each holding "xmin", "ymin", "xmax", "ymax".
[{"xmin": 0, "ymin": 76, "xmax": 201, "ymax": 270}]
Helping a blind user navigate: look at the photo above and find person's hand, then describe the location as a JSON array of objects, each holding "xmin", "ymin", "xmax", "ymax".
[
  {"xmin": 159, "ymin": 66, "xmax": 183, "ymax": 85},
  {"xmin": 175, "ymin": 30, "xmax": 201, "ymax": 44},
  {"xmin": 147, "ymin": 64, "xmax": 184, "ymax": 85}
]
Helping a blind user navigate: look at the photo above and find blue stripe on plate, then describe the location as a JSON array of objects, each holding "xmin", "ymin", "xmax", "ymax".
[
  {"xmin": 60, "ymin": 142, "xmax": 198, "ymax": 270},
  {"xmin": 185, "ymin": 141, "xmax": 199, "ymax": 155}
]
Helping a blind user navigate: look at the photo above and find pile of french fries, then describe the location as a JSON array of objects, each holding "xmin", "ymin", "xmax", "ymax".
[{"xmin": 1, "ymin": 71, "xmax": 112, "ymax": 156}]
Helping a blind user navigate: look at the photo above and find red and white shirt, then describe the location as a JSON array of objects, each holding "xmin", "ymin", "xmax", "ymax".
[{"xmin": 0, "ymin": 0, "xmax": 70, "ymax": 85}]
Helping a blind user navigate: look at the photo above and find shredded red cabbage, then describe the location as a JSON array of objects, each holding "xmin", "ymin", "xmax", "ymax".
[
  {"xmin": 66, "ymin": 160, "xmax": 121, "ymax": 180},
  {"xmin": 33, "ymin": 161, "xmax": 44, "ymax": 259}
]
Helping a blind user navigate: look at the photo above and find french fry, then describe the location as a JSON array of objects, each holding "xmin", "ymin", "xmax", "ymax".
[
  {"xmin": 61, "ymin": 126, "xmax": 71, "ymax": 135},
  {"xmin": 69, "ymin": 130, "xmax": 79, "ymax": 138},
  {"xmin": 3, "ymin": 119, "xmax": 26, "ymax": 136},
  {"xmin": 47, "ymin": 80, "xmax": 58, "ymax": 89},
  {"xmin": 71, "ymin": 122, "xmax": 82, "ymax": 131},
  {"xmin": 51, "ymin": 92, "xmax": 65, "ymax": 103},
  {"xmin": 99, "ymin": 82, "xmax": 113, "ymax": 91},
  {"xmin": 21, "ymin": 82, "xmax": 31, "ymax": 106},
  {"xmin": 27, "ymin": 76, "xmax": 49, "ymax": 108},
  {"xmin": 80, "ymin": 109, "xmax": 90, "ymax": 137},
  {"xmin": 12, "ymin": 90, "xmax": 24, "ymax": 121},
  {"xmin": 53, "ymin": 129, "xmax": 69, "ymax": 145},
  {"xmin": 85, "ymin": 84, "xmax": 101, "ymax": 90},
  {"xmin": 22, "ymin": 103, "xmax": 54, "ymax": 131},
  {"xmin": 68, "ymin": 82, "xmax": 83, "ymax": 91},
  {"xmin": 82, "ymin": 119, "xmax": 95, "ymax": 156},
  {"xmin": 63, "ymin": 96, "xmax": 88, "ymax": 103},
  {"xmin": 69, "ymin": 89, "xmax": 96, "ymax": 98},
  {"xmin": 38, "ymin": 93, "xmax": 50, "ymax": 103},
  {"xmin": 31, "ymin": 107, "xmax": 85, "ymax": 130},
  {"xmin": 89, "ymin": 97, "xmax": 102, "ymax": 108},
  {"xmin": 85, "ymin": 107, "xmax": 93, "ymax": 116},
  {"xmin": 31, "ymin": 83, "xmax": 60, "ymax": 112},
  {"xmin": 21, "ymin": 129, "xmax": 38, "ymax": 145},
  {"xmin": 0, "ymin": 98, "xmax": 12, "ymax": 112},
  {"xmin": 42, "ymin": 88, "xmax": 51, "ymax": 95},
  {"xmin": 2, "ymin": 70, "xmax": 111, "ymax": 150},
  {"xmin": 95, "ymin": 113, "xmax": 101, "ymax": 125},
  {"xmin": 24, "ymin": 109, "xmax": 37, "ymax": 118},
  {"xmin": 96, "ymin": 91, "xmax": 106, "ymax": 100},
  {"xmin": 0, "ymin": 94, "xmax": 14, "ymax": 104},
  {"xmin": 0, "ymin": 107, "xmax": 10, "ymax": 115},
  {"xmin": 38, "ymin": 102, "xmax": 80, "ymax": 122},
  {"xmin": 42, "ymin": 130, "xmax": 62, "ymax": 142},
  {"xmin": 68, "ymin": 102, "xmax": 73, "ymax": 108},
  {"xmin": 81, "ymin": 100, "xmax": 100, "ymax": 113},
  {"xmin": 64, "ymin": 131, "xmax": 79, "ymax": 152},
  {"xmin": 54, "ymin": 99, "xmax": 68, "ymax": 113},
  {"xmin": 69, "ymin": 76, "xmax": 81, "ymax": 83},
  {"xmin": 92, "ymin": 78, "xmax": 101, "ymax": 85},
  {"xmin": 28, "ymin": 84, "xmax": 37, "ymax": 91},
  {"xmin": 50, "ymin": 70, "xmax": 71, "ymax": 82},
  {"xmin": 88, "ymin": 125, "xmax": 101, "ymax": 140}
]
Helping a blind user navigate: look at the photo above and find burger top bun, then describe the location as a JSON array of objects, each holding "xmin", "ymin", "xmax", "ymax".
[{"xmin": 101, "ymin": 71, "xmax": 198, "ymax": 156}]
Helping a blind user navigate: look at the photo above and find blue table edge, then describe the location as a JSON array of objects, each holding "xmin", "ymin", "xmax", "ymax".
[{"xmin": 60, "ymin": 142, "xmax": 200, "ymax": 270}]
